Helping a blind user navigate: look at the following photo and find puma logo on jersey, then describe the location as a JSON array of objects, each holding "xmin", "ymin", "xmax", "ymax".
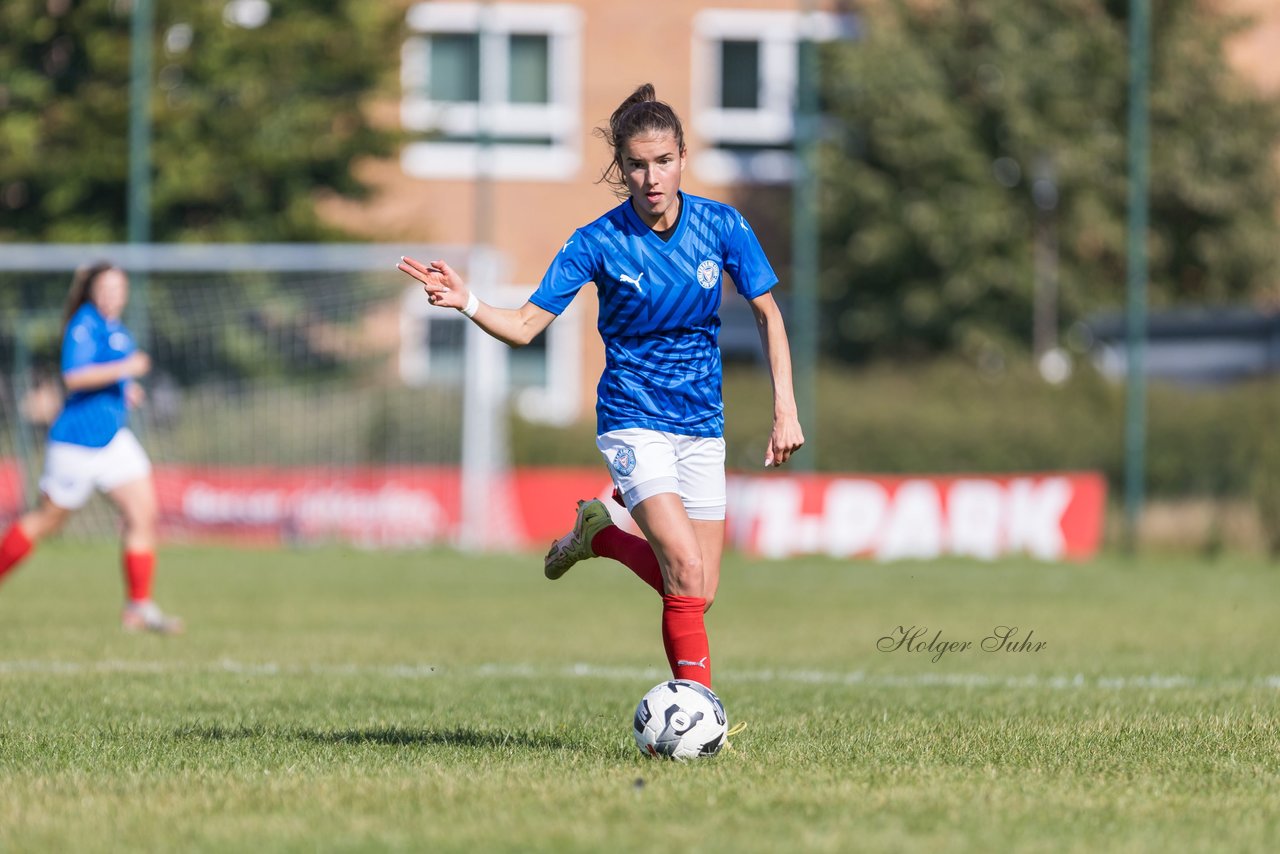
[
  {"xmin": 677, "ymin": 656, "xmax": 708, "ymax": 669},
  {"xmin": 619, "ymin": 272, "xmax": 644, "ymax": 291}
]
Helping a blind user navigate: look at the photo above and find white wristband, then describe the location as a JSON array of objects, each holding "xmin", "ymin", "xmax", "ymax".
[{"xmin": 460, "ymin": 292, "xmax": 480, "ymax": 318}]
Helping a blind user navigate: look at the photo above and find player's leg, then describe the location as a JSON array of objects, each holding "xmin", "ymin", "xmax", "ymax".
[
  {"xmin": 691, "ymin": 519, "xmax": 725, "ymax": 610},
  {"xmin": 0, "ymin": 497, "xmax": 73, "ymax": 584},
  {"xmin": 100, "ymin": 431, "xmax": 182, "ymax": 634},
  {"xmin": 1, "ymin": 439, "xmax": 93, "ymax": 585},
  {"xmin": 629, "ymin": 492, "xmax": 712, "ymax": 687},
  {"xmin": 544, "ymin": 428, "xmax": 670, "ymax": 591}
]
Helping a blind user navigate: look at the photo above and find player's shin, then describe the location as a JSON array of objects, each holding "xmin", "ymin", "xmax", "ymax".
[
  {"xmin": 592, "ymin": 526, "xmax": 665, "ymax": 593},
  {"xmin": 661, "ymin": 594, "xmax": 712, "ymax": 687},
  {"xmin": 0, "ymin": 523, "xmax": 34, "ymax": 582}
]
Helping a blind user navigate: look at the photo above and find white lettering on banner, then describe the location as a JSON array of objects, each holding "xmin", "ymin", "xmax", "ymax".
[
  {"xmin": 739, "ymin": 479, "xmax": 805, "ymax": 559},
  {"xmin": 726, "ymin": 475, "xmax": 1082, "ymax": 560},
  {"xmin": 183, "ymin": 483, "xmax": 285, "ymax": 524},
  {"xmin": 823, "ymin": 480, "xmax": 887, "ymax": 556},
  {"xmin": 178, "ymin": 481, "xmax": 446, "ymax": 547},
  {"xmin": 876, "ymin": 480, "xmax": 944, "ymax": 561},
  {"xmin": 1005, "ymin": 477, "xmax": 1072, "ymax": 559},
  {"xmin": 947, "ymin": 479, "xmax": 1005, "ymax": 560},
  {"xmin": 291, "ymin": 485, "xmax": 444, "ymax": 546}
]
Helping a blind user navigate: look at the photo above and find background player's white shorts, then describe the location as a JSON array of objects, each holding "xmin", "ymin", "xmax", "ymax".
[
  {"xmin": 596, "ymin": 428, "xmax": 726, "ymax": 521},
  {"xmin": 39, "ymin": 428, "xmax": 152, "ymax": 510}
]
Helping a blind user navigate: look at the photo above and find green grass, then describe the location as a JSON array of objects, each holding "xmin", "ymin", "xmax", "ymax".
[{"xmin": 1, "ymin": 544, "xmax": 1277, "ymax": 852}]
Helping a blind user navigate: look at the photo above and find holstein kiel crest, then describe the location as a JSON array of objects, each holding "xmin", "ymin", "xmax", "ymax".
[
  {"xmin": 696, "ymin": 260, "xmax": 719, "ymax": 289},
  {"xmin": 612, "ymin": 445, "xmax": 637, "ymax": 476}
]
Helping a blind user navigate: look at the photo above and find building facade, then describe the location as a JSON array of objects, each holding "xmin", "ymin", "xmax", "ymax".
[{"xmin": 319, "ymin": 0, "xmax": 855, "ymax": 423}]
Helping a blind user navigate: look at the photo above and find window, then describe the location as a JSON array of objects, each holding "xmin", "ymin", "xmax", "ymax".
[
  {"xmin": 401, "ymin": 3, "xmax": 583, "ymax": 180},
  {"xmin": 692, "ymin": 10, "xmax": 856, "ymax": 185},
  {"xmin": 399, "ymin": 284, "xmax": 581, "ymax": 426}
]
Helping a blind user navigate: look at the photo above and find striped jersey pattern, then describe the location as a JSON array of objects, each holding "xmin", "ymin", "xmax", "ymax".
[
  {"xmin": 48, "ymin": 304, "xmax": 134, "ymax": 448},
  {"xmin": 530, "ymin": 192, "xmax": 777, "ymax": 437}
]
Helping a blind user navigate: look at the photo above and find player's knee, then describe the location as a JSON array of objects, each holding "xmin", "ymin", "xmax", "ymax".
[
  {"xmin": 120, "ymin": 505, "xmax": 157, "ymax": 538},
  {"xmin": 662, "ymin": 552, "xmax": 704, "ymax": 596},
  {"xmin": 24, "ymin": 505, "xmax": 68, "ymax": 540}
]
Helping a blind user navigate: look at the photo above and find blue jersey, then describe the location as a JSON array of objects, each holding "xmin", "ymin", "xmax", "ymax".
[
  {"xmin": 48, "ymin": 304, "xmax": 135, "ymax": 448},
  {"xmin": 531, "ymin": 192, "xmax": 778, "ymax": 437}
]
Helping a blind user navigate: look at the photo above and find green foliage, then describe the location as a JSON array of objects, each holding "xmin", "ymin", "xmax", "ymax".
[
  {"xmin": 0, "ymin": 0, "xmax": 400, "ymax": 242},
  {"xmin": 1, "ymin": 544, "xmax": 1278, "ymax": 850},
  {"xmin": 818, "ymin": 0, "xmax": 1280, "ymax": 361}
]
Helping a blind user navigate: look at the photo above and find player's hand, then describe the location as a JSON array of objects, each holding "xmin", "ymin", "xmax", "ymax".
[
  {"xmin": 397, "ymin": 256, "xmax": 469, "ymax": 311},
  {"xmin": 124, "ymin": 351, "xmax": 152, "ymax": 379},
  {"xmin": 764, "ymin": 413, "xmax": 804, "ymax": 468},
  {"xmin": 125, "ymin": 381, "xmax": 146, "ymax": 409}
]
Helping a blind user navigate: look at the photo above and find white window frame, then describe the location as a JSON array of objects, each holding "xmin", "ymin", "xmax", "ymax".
[
  {"xmin": 401, "ymin": 2, "xmax": 583, "ymax": 181},
  {"xmin": 692, "ymin": 9, "xmax": 855, "ymax": 185},
  {"xmin": 399, "ymin": 284, "xmax": 581, "ymax": 426}
]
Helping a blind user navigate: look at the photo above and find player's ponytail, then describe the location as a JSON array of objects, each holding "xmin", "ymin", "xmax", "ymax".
[
  {"xmin": 61, "ymin": 261, "xmax": 116, "ymax": 343},
  {"xmin": 595, "ymin": 83, "xmax": 686, "ymax": 199}
]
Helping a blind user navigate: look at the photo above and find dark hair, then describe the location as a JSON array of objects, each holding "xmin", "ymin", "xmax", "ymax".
[
  {"xmin": 594, "ymin": 83, "xmax": 686, "ymax": 199},
  {"xmin": 61, "ymin": 260, "xmax": 119, "ymax": 341}
]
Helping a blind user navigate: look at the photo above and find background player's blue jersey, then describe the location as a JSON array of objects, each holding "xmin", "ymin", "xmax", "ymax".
[
  {"xmin": 531, "ymin": 192, "xmax": 778, "ymax": 437},
  {"xmin": 48, "ymin": 304, "xmax": 135, "ymax": 448}
]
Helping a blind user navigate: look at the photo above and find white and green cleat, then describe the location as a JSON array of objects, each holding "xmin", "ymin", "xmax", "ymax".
[
  {"xmin": 544, "ymin": 498, "xmax": 614, "ymax": 580},
  {"xmin": 121, "ymin": 600, "xmax": 185, "ymax": 635}
]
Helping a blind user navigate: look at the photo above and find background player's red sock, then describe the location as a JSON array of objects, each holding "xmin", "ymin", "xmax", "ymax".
[
  {"xmin": 0, "ymin": 523, "xmax": 34, "ymax": 583},
  {"xmin": 592, "ymin": 526, "xmax": 664, "ymax": 594},
  {"xmin": 123, "ymin": 550, "xmax": 155, "ymax": 603},
  {"xmin": 661, "ymin": 594, "xmax": 712, "ymax": 687}
]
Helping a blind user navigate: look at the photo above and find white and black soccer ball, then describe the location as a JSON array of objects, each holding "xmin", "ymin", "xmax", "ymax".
[{"xmin": 632, "ymin": 679, "xmax": 728, "ymax": 760}]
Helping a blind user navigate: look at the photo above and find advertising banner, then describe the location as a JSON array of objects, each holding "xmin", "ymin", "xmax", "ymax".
[{"xmin": 1, "ymin": 460, "xmax": 1106, "ymax": 560}]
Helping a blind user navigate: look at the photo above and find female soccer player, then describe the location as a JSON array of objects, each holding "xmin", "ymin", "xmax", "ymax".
[
  {"xmin": 397, "ymin": 83, "xmax": 803, "ymax": 688},
  {"xmin": 0, "ymin": 262, "xmax": 183, "ymax": 634}
]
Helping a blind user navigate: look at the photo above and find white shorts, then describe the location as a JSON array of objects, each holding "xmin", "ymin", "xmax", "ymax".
[
  {"xmin": 39, "ymin": 428, "xmax": 152, "ymax": 510},
  {"xmin": 596, "ymin": 428, "xmax": 726, "ymax": 521}
]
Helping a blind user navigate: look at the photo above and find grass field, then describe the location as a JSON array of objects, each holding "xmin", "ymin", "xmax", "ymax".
[{"xmin": 0, "ymin": 542, "xmax": 1277, "ymax": 852}]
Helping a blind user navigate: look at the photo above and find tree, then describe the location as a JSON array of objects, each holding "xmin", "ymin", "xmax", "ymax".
[
  {"xmin": 818, "ymin": 0, "xmax": 1280, "ymax": 362},
  {"xmin": 0, "ymin": 0, "xmax": 399, "ymax": 243}
]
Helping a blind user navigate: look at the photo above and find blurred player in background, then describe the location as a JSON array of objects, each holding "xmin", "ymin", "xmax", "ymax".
[
  {"xmin": 0, "ymin": 262, "xmax": 183, "ymax": 634},
  {"xmin": 398, "ymin": 83, "xmax": 803, "ymax": 688}
]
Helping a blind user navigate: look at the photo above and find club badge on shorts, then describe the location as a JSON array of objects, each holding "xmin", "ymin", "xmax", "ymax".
[{"xmin": 611, "ymin": 445, "xmax": 637, "ymax": 476}]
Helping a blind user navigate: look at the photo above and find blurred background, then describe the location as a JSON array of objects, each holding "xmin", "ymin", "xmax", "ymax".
[{"xmin": 0, "ymin": 0, "xmax": 1277, "ymax": 559}]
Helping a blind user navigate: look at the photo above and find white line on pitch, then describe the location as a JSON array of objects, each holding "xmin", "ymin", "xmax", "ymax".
[{"xmin": 0, "ymin": 659, "xmax": 1276, "ymax": 691}]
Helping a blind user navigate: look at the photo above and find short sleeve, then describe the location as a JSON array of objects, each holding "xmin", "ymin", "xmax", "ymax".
[
  {"xmin": 61, "ymin": 311, "xmax": 100, "ymax": 374},
  {"xmin": 722, "ymin": 210, "xmax": 778, "ymax": 299},
  {"xmin": 529, "ymin": 231, "xmax": 598, "ymax": 316}
]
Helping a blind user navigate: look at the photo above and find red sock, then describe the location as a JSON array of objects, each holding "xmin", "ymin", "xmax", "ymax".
[
  {"xmin": 661, "ymin": 594, "xmax": 712, "ymax": 688},
  {"xmin": 123, "ymin": 550, "xmax": 155, "ymax": 603},
  {"xmin": 592, "ymin": 526, "xmax": 664, "ymax": 594},
  {"xmin": 0, "ymin": 523, "xmax": 34, "ymax": 582}
]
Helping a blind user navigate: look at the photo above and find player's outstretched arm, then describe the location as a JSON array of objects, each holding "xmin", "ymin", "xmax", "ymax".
[
  {"xmin": 397, "ymin": 256, "xmax": 556, "ymax": 348},
  {"xmin": 749, "ymin": 291, "xmax": 805, "ymax": 467},
  {"xmin": 63, "ymin": 352, "xmax": 151, "ymax": 393}
]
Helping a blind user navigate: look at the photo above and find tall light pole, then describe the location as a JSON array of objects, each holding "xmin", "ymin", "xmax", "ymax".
[
  {"xmin": 791, "ymin": 1, "xmax": 820, "ymax": 470},
  {"xmin": 1124, "ymin": 0, "xmax": 1151, "ymax": 553},
  {"xmin": 127, "ymin": 0, "xmax": 154, "ymax": 346}
]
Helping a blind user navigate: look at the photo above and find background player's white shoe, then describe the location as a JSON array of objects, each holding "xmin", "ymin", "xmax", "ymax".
[
  {"xmin": 544, "ymin": 499, "xmax": 613, "ymax": 580},
  {"xmin": 121, "ymin": 600, "xmax": 185, "ymax": 635}
]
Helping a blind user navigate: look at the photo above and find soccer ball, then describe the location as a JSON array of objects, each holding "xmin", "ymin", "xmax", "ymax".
[{"xmin": 632, "ymin": 679, "xmax": 728, "ymax": 760}]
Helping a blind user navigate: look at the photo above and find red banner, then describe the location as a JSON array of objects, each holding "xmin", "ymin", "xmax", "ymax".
[{"xmin": 1, "ymin": 459, "xmax": 1105, "ymax": 560}]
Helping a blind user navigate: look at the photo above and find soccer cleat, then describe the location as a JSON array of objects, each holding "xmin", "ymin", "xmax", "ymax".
[
  {"xmin": 121, "ymin": 600, "xmax": 185, "ymax": 636},
  {"xmin": 724, "ymin": 720, "xmax": 748, "ymax": 751},
  {"xmin": 544, "ymin": 498, "xmax": 614, "ymax": 580}
]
